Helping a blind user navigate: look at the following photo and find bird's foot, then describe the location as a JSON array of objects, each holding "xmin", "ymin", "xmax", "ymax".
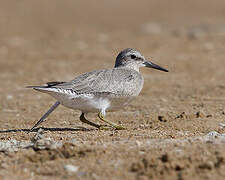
[
  {"xmin": 97, "ymin": 112, "xmax": 126, "ymax": 130},
  {"xmin": 98, "ymin": 124, "xmax": 126, "ymax": 130},
  {"xmin": 114, "ymin": 125, "xmax": 126, "ymax": 130},
  {"xmin": 98, "ymin": 125, "xmax": 112, "ymax": 130}
]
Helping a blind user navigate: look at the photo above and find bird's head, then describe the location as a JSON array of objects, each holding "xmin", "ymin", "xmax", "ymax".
[{"xmin": 114, "ymin": 48, "xmax": 168, "ymax": 72}]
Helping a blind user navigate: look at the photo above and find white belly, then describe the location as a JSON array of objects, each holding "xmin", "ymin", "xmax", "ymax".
[{"xmin": 51, "ymin": 93, "xmax": 135, "ymax": 113}]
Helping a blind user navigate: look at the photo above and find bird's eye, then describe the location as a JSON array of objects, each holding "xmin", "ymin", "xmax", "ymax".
[{"xmin": 130, "ymin": 54, "xmax": 136, "ymax": 59}]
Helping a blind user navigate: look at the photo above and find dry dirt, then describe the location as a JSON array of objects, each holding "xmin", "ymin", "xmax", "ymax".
[{"xmin": 0, "ymin": 0, "xmax": 225, "ymax": 179}]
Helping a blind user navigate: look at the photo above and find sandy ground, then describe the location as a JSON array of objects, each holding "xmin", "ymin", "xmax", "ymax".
[{"xmin": 0, "ymin": 0, "xmax": 225, "ymax": 179}]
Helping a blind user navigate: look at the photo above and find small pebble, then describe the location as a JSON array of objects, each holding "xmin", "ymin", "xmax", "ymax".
[
  {"xmin": 158, "ymin": 116, "xmax": 167, "ymax": 122},
  {"xmin": 196, "ymin": 111, "xmax": 205, "ymax": 118},
  {"xmin": 187, "ymin": 25, "xmax": 208, "ymax": 39},
  {"xmin": 205, "ymin": 131, "xmax": 220, "ymax": 138},
  {"xmin": 6, "ymin": 95, "xmax": 13, "ymax": 100},
  {"xmin": 135, "ymin": 140, "xmax": 142, "ymax": 147},
  {"xmin": 160, "ymin": 153, "xmax": 169, "ymax": 162},
  {"xmin": 64, "ymin": 164, "xmax": 78, "ymax": 173},
  {"xmin": 176, "ymin": 112, "xmax": 187, "ymax": 119},
  {"xmin": 219, "ymin": 123, "xmax": 225, "ymax": 128}
]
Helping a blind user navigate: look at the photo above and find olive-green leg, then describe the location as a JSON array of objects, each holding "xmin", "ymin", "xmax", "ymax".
[
  {"xmin": 80, "ymin": 113, "xmax": 101, "ymax": 128},
  {"xmin": 98, "ymin": 112, "xmax": 126, "ymax": 130},
  {"xmin": 80, "ymin": 113, "xmax": 111, "ymax": 130}
]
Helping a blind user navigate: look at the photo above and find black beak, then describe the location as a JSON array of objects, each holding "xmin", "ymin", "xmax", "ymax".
[{"xmin": 143, "ymin": 61, "xmax": 168, "ymax": 72}]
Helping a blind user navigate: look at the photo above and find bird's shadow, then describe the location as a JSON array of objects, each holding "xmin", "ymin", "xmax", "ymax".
[{"xmin": 0, "ymin": 126, "xmax": 93, "ymax": 133}]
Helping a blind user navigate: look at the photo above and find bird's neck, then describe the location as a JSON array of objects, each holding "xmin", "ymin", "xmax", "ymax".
[{"xmin": 116, "ymin": 64, "xmax": 140, "ymax": 72}]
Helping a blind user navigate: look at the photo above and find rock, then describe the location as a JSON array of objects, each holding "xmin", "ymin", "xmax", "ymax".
[
  {"xmin": 130, "ymin": 162, "xmax": 143, "ymax": 172},
  {"xmin": 158, "ymin": 116, "xmax": 167, "ymax": 122},
  {"xmin": 0, "ymin": 140, "xmax": 32, "ymax": 152},
  {"xmin": 196, "ymin": 111, "xmax": 205, "ymax": 118},
  {"xmin": 206, "ymin": 114, "xmax": 212, "ymax": 118},
  {"xmin": 135, "ymin": 140, "xmax": 142, "ymax": 147},
  {"xmin": 187, "ymin": 25, "xmax": 208, "ymax": 39},
  {"xmin": 31, "ymin": 128, "xmax": 60, "ymax": 150},
  {"xmin": 176, "ymin": 112, "xmax": 187, "ymax": 119},
  {"xmin": 219, "ymin": 123, "xmax": 225, "ymax": 128},
  {"xmin": 198, "ymin": 161, "xmax": 214, "ymax": 170},
  {"xmin": 64, "ymin": 164, "xmax": 79, "ymax": 173},
  {"xmin": 206, "ymin": 131, "xmax": 220, "ymax": 138},
  {"xmin": 31, "ymin": 128, "xmax": 45, "ymax": 142},
  {"xmin": 160, "ymin": 153, "xmax": 169, "ymax": 163},
  {"xmin": 6, "ymin": 95, "xmax": 13, "ymax": 100},
  {"xmin": 203, "ymin": 131, "xmax": 225, "ymax": 143}
]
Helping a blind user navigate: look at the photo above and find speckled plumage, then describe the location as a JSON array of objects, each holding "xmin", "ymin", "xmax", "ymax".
[
  {"xmin": 33, "ymin": 65, "xmax": 144, "ymax": 113},
  {"xmin": 28, "ymin": 48, "xmax": 168, "ymax": 131}
]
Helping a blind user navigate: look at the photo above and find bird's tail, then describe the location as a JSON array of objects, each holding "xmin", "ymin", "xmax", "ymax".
[
  {"xmin": 26, "ymin": 81, "xmax": 65, "ymax": 93},
  {"xmin": 26, "ymin": 85, "xmax": 53, "ymax": 93}
]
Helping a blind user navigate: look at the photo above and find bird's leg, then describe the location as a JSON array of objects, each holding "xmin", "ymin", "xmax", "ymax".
[
  {"xmin": 98, "ymin": 112, "xmax": 126, "ymax": 130},
  {"xmin": 80, "ymin": 113, "xmax": 101, "ymax": 129},
  {"xmin": 80, "ymin": 113, "xmax": 112, "ymax": 130},
  {"xmin": 28, "ymin": 101, "xmax": 60, "ymax": 133}
]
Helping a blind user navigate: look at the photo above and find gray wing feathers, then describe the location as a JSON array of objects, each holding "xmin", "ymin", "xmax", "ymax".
[{"xmin": 49, "ymin": 68, "xmax": 143, "ymax": 96}]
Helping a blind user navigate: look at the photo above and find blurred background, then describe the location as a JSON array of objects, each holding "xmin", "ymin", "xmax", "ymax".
[
  {"xmin": 1, "ymin": 0, "xmax": 225, "ymax": 81},
  {"xmin": 1, "ymin": 0, "xmax": 225, "ymax": 35}
]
